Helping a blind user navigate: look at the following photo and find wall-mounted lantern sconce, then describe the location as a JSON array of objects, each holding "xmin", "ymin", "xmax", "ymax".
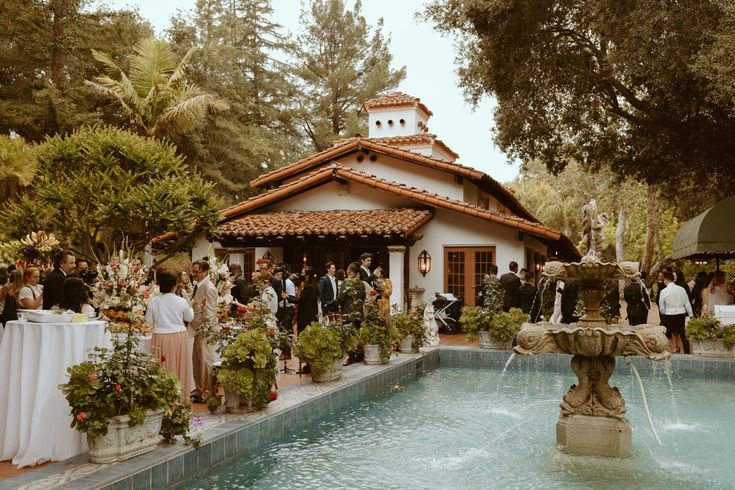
[
  {"xmin": 418, "ymin": 250, "xmax": 431, "ymax": 276},
  {"xmin": 262, "ymin": 251, "xmax": 273, "ymax": 261}
]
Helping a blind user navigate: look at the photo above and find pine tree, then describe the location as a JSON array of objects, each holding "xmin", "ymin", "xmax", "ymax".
[
  {"xmin": 168, "ymin": 0, "xmax": 303, "ymax": 204},
  {"xmin": 291, "ymin": 0, "xmax": 406, "ymax": 151},
  {"xmin": 0, "ymin": 0, "xmax": 151, "ymax": 141}
]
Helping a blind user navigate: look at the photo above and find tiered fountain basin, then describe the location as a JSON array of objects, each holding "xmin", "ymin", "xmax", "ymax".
[{"xmin": 514, "ymin": 258, "xmax": 670, "ymax": 457}]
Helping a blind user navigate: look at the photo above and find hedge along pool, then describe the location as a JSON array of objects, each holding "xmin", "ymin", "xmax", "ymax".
[{"xmin": 183, "ymin": 366, "xmax": 735, "ymax": 489}]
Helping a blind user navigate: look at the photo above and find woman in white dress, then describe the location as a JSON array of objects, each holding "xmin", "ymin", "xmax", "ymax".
[
  {"xmin": 145, "ymin": 270, "xmax": 194, "ymax": 402},
  {"xmin": 18, "ymin": 265, "xmax": 43, "ymax": 310}
]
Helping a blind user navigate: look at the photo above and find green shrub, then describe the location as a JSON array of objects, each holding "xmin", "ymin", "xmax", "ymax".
[
  {"xmin": 217, "ymin": 328, "xmax": 277, "ymax": 409},
  {"xmin": 293, "ymin": 322, "xmax": 344, "ymax": 371},
  {"xmin": 392, "ymin": 303, "xmax": 427, "ymax": 349}
]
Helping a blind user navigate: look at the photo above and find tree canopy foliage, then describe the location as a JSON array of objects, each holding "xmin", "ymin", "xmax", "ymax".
[
  {"xmin": 0, "ymin": 0, "xmax": 151, "ymax": 140},
  {"xmin": 2, "ymin": 127, "xmax": 221, "ymax": 263},
  {"xmin": 509, "ymin": 160, "xmax": 678, "ymax": 274},
  {"xmin": 427, "ymin": 0, "xmax": 735, "ymax": 202},
  {"xmin": 167, "ymin": 0, "xmax": 304, "ymax": 203},
  {"xmin": 291, "ymin": 0, "xmax": 406, "ymax": 151},
  {"xmin": 87, "ymin": 37, "xmax": 229, "ymax": 140}
]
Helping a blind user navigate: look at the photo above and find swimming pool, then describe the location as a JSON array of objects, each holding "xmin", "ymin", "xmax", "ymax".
[{"xmin": 184, "ymin": 365, "xmax": 735, "ymax": 489}]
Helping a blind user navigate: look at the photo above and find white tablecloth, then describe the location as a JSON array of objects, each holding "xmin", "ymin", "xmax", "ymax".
[{"xmin": 0, "ymin": 320, "xmax": 111, "ymax": 467}]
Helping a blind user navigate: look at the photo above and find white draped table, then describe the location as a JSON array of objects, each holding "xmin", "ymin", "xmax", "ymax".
[{"xmin": 0, "ymin": 320, "xmax": 111, "ymax": 468}]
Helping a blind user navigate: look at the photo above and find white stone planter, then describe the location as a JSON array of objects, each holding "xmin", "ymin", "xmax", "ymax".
[
  {"xmin": 88, "ymin": 409, "xmax": 163, "ymax": 463},
  {"xmin": 477, "ymin": 331, "xmax": 512, "ymax": 350},
  {"xmin": 224, "ymin": 387, "xmax": 258, "ymax": 414},
  {"xmin": 691, "ymin": 339, "xmax": 735, "ymax": 358},
  {"xmin": 311, "ymin": 358, "xmax": 344, "ymax": 383},
  {"xmin": 363, "ymin": 344, "xmax": 385, "ymax": 365},
  {"xmin": 399, "ymin": 335, "xmax": 418, "ymax": 354}
]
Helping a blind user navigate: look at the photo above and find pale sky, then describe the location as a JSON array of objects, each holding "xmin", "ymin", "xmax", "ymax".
[{"xmin": 106, "ymin": 0, "xmax": 520, "ymax": 183}]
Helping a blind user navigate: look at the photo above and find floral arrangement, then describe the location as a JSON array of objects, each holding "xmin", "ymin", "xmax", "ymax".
[
  {"xmin": 212, "ymin": 258, "xmax": 234, "ymax": 318},
  {"xmin": 93, "ymin": 251, "xmax": 152, "ymax": 334},
  {"xmin": 58, "ymin": 332, "xmax": 199, "ymax": 446},
  {"xmin": 17, "ymin": 230, "xmax": 62, "ymax": 265}
]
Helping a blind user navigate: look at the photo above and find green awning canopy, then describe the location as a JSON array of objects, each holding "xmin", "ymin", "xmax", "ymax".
[{"xmin": 671, "ymin": 195, "xmax": 735, "ymax": 260}]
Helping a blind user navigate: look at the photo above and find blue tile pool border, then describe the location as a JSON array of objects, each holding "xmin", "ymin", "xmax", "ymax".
[{"xmin": 2, "ymin": 346, "xmax": 733, "ymax": 490}]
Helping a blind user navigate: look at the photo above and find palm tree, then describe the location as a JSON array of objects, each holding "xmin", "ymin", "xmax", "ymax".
[
  {"xmin": 86, "ymin": 37, "xmax": 228, "ymax": 140},
  {"xmin": 0, "ymin": 134, "xmax": 36, "ymax": 202}
]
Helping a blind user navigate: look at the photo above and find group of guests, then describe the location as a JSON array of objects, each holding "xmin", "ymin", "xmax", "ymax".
[
  {"xmin": 0, "ymin": 250, "xmax": 96, "ymax": 325},
  {"xmin": 224, "ymin": 253, "xmax": 391, "ymax": 373},
  {"xmin": 480, "ymin": 261, "xmax": 538, "ymax": 314}
]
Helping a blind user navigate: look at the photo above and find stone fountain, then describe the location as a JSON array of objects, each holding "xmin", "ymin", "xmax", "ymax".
[{"xmin": 514, "ymin": 200, "xmax": 670, "ymax": 458}]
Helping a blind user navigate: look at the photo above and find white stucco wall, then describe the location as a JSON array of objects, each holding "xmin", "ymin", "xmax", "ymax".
[
  {"xmin": 406, "ymin": 208, "xmax": 526, "ymax": 298},
  {"xmin": 343, "ymin": 153, "xmax": 463, "ymax": 201},
  {"xmin": 368, "ymin": 107, "xmax": 429, "ymax": 138},
  {"xmin": 192, "ymin": 234, "xmax": 222, "ymax": 261},
  {"xmin": 266, "ymin": 180, "xmax": 415, "ymax": 211}
]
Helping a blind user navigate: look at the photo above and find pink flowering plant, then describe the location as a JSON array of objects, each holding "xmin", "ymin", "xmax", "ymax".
[{"xmin": 58, "ymin": 332, "xmax": 199, "ymax": 446}]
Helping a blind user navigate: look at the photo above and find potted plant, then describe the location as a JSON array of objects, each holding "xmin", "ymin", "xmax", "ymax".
[
  {"xmin": 293, "ymin": 321, "xmax": 357, "ymax": 382},
  {"xmin": 58, "ymin": 332, "xmax": 198, "ymax": 463},
  {"xmin": 487, "ymin": 308, "xmax": 530, "ymax": 349},
  {"xmin": 459, "ymin": 305, "xmax": 493, "ymax": 345},
  {"xmin": 216, "ymin": 328, "xmax": 279, "ymax": 413},
  {"xmin": 685, "ymin": 317, "xmax": 735, "ymax": 357},
  {"xmin": 393, "ymin": 304, "xmax": 427, "ymax": 354},
  {"xmin": 461, "ymin": 306, "xmax": 528, "ymax": 349},
  {"xmin": 357, "ymin": 303, "xmax": 400, "ymax": 364}
]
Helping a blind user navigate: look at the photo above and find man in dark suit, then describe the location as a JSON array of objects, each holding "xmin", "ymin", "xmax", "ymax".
[
  {"xmin": 319, "ymin": 261, "xmax": 339, "ymax": 315},
  {"xmin": 338, "ymin": 262, "xmax": 366, "ymax": 320},
  {"xmin": 358, "ymin": 253, "xmax": 374, "ymax": 287},
  {"xmin": 499, "ymin": 261, "xmax": 521, "ymax": 312},
  {"xmin": 624, "ymin": 278, "xmax": 651, "ymax": 326},
  {"xmin": 519, "ymin": 271, "xmax": 537, "ymax": 315},
  {"xmin": 43, "ymin": 250, "xmax": 76, "ymax": 310},
  {"xmin": 229, "ymin": 264, "xmax": 251, "ymax": 305}
]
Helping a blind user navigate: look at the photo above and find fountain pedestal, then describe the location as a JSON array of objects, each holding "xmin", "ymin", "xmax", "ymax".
[{"xmin": 557, "ymin": 415, "xmax": 632, "ymax": 458}]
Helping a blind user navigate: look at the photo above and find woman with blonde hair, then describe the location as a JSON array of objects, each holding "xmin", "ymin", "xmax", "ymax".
[
  {"xmin": 18, "ymin": 265, "xmax": 43, "ymax": 310},
  {"xmin": 702, "ymin": 270, "xmax": 733, "ymax": 317}
]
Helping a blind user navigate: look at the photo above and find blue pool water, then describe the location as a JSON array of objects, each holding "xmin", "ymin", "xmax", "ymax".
[{"xmin": 186, "ymin": 366, "xmax": 735, "ymax": 489}]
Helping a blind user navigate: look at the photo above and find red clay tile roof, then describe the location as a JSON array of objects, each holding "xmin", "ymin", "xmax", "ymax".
[
  {"xmin": 224, "ymin": 163, "xmax": 565, "ymax": 242},
  {"xmin": 363, "ymin": 92, "xmax": 433, "ymax": 117},
  {"xmin": 218, "ymin": 208, "xmax": 433, "ymax": 238},
  {"xmin": 250, "ymin": 137, "xmax": 479, "ymax": 188},
  {"xmin": 331, "ymin": 134, "xmax": 460, "ymax": 161}
]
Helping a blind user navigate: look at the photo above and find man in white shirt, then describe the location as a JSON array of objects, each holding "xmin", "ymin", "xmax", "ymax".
[{"xmin": 658, "ymin": 269, "xmax": 693, "ymax": 354}]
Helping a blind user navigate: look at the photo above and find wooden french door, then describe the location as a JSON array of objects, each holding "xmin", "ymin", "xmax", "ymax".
[{"xmin": 444, "ymin": 247, "xmax": 496, "ymax": 306}]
